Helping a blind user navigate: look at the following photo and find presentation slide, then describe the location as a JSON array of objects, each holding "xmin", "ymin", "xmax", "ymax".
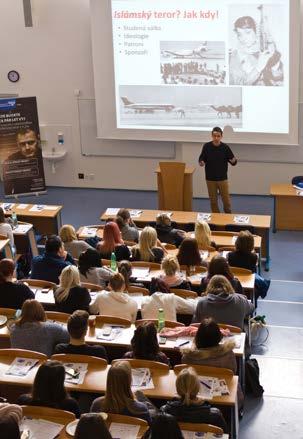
[{"xmin": 111, "ymin": 0, "xmax": 290, "ymax": 134}]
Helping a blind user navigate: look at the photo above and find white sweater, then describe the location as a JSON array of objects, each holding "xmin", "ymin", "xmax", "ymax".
[
  {"xmin": 80, "ymin": 266, "xmax": 113, "ymax": 288},
  {"xmin": 89, "ymin": 290, "xmax": 138, "ymax": 322},
  {"xmin": 0, "ymin": 223, "xmax": 14, "ymax": 248},
  {"xmin": 141, "ymin": 292, "xmax": 197, "ymax": 321}
]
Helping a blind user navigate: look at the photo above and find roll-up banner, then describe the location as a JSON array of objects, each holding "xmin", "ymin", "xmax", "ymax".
[{"xmin": 0, "ymin": 97, "xmax": 46, "ymax": 197}]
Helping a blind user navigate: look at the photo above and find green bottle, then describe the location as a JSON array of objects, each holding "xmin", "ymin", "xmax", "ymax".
[
  {"xmin": 110, "ymin": 251, "xmax": 117, "ymax": 271},
  {"xmin": 158, "ymin": 308, "xmax": 165, "ymax": 332}
]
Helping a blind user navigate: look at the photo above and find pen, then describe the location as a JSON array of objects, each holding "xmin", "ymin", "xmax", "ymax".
[
  {"xmin": 178, "ymin": 340, "xmax": 190, "ymax": 347},
  {"xmin": 200, "ymin": 380, "xmax": 212, "ymax": 389}
]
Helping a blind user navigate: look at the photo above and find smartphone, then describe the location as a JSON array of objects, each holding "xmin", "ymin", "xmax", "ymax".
[
  {"xmin": 41, "ymin": 288, "xmax": 49, "ymax": 294},
  {"xmin": 102, "ymin": 326, "xmax": 112, "ymax": 336},
  {"xmin": 159, "ymin": 336, "xmax": 166, "ymax": 345},
  {"xmin": 65, "ymin": 368, "xmax": 76, "ymax": 377}
]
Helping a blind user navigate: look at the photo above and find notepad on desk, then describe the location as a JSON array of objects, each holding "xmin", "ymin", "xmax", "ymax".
[
  {"xmin": 20, "ymin": 418, "xmax": 64, "ymax": 439},
  {"xmin": 197, "ymin": 212, "xmax": 211, "ymax": 221},
  {"xmin": 129, "ymin": 209, "xmax": 142, "ymax": 218},
  {"xmin": 105, "ymin": 208, "xmax": 120, "ymax": 215},
  {"xmin": 6, "ymin": 357, "xmax": 39, "ymax": 377},
  {"xmin": 132, "ymin": 267, "xmax": 150, "ymax": 279},
  {"xmin": 233, "ymin": 215, "xmax": 249, "ymax": 224},
  {"xmin": 109, "ymin": 423, "xmax": 140, "ymax": 439}
]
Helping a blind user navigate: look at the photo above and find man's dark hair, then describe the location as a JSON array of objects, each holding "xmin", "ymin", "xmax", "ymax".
[
  {"xmin": 67, "ymin": 310, "xmax": 89, "ymax": 339},
  {"xmin": 212, "ymin": 126, "xmax": 223, "ymax": 135},
  {"xmin": 45, "ymin": 235, "xmax": 63, "ymax": 254},
  {"xmin": 234, "ymin": 16, "xmax": 256, "ymax": 33}
]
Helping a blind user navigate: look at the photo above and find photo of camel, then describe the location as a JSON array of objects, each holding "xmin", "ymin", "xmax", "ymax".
[{"xmin": 118, "ymin": 85, "xmax": 242, "ymax": 129}]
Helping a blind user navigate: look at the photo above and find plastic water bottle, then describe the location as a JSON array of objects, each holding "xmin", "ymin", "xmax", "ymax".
[
  {"xmin": 11, "ymin": 212, "xmax": 18, "ymax": 229},
  {"xmin": 110, "ymin": 252, "xmax": 117, "ymax": 271},
  {"xmin": 158, "ymin": 308, "xmax": 165, "ymax": 332}
]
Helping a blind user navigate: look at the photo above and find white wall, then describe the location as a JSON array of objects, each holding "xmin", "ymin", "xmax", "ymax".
[{"xmin": 1, "ymin": 0, "xmax": 302, "ymax": 197}]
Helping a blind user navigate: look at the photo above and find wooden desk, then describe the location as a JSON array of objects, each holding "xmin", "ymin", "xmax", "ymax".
[
  {"xmin": 0, "ymin": 238, "xmax": 13, "ymax": 259},
  {"xmin": 0, "ymin": 356, "xmax": 238, "ymax": 437},
  {"xmin": 13, "ymin": 223, "xmax": 39, "ymax": 257},
  {"xmin": 1, "ymin": 202, "xmax": 63, "ymax": 235},
  {"xmin": 270, "ymin": 183, "xmax": 303, "ymax": 232},
  {"xmin": 100, "ymin": 208, "xmax": 271, "ymax": 270}
]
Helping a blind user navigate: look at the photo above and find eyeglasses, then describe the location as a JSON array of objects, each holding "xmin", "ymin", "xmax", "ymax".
[{"xmin": 19, "ymin": 140, "xmax": 36, "ymax": 146}]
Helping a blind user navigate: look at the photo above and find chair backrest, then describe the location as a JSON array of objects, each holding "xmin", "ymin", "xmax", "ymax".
[
  {"xmin": 218, "ymin": 323, "xmax": 241, "ymax": 333},
  {"xmin": 217, "ymin": 246, "xmax": 235, "ymax": 252},
  {"xmin": 45, "ymin": 311, "xmax": 70, "ymax": 323},
  {"xmin": 112, "ymin": 358, "xmax": 169, "ymax": 371},
  {"xmin": 159, "ymin": 162, "xmax": 186, "ymax": 210},
  {"xmin": 132, "ymin": 261, "xmax": 161, "ymax": 270},
  {"xmin": 225, "ymin": 224, "xmax": 255, "ymax": 234},
  {"xmin": 0, "ymin": 307, "xmax": 16, "ymax": 319},
  {"xmin": 51, "ymin": 353, "xmax": 107, "ymax": 367},
  {"xmin": 230, "ymin": 266, "xmax": 252, "ymax": 275},
  {"xmin": 163, "ymin": 243, "xmax": 177, "ymax": 250},
  {"xmin": 212, "ymin": 231, "xmax": 239, "ymax": 237},
  {"xmin": 170, "ymin": 288, "xmax": 198, "ymax": 299},
  {"xmin": 180, "ymin": 265, "xmax": 207, "ymax": 276},
  {"xmin": 127, "ymin": 285, "xmax": 149, "ymax": 296},
  {"xmin": 178, "ymin": 422, "xmax": 223, "ymax": 435},
  {"xmin": 174, "ymin": 363, "xmax": 234, "ymax": 377},
  {"xmin": 81, "ymin": 282, "xmax": 103, "ymax": 292},
  {"xmin": 190, "ymin": 322, "xmax": 241, "ymax": 334},
  {"xmin": 135, "ymin": 319, "xmax": 184, "ymax": 328},
  {"xmin": 19, "ymin": 279, "xmax": 57, "ymax": 290},
  {"xmin": 95, "ymin": 315, "xmax": 131, "ymax": 327},
  {"xmin": 21, "ymin": 405, "xmax": 75, "ymax": 424},
  {"xmin": 0, "ymin": 234, "xmax": 8, "ymax": 239},
  {"xmin": 101, "ymin": 259, "xmax": 111, "ymax": 266},
  {"xmin": 106, "ymin": 413, "xmax": 148, "ymax": 427},
  {"xmin": 0, "ymin": 348, "xmax": 47, "ymax": 361}
]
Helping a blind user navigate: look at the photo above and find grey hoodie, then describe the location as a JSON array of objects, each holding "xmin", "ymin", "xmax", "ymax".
[{"xmin": 192, "ymin": 292, "xmax": 254, "ymax": 329}]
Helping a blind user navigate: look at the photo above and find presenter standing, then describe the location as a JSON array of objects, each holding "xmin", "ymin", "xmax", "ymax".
[{"xmin": 198, "ymin": 127, "xmax": 237, "ymax": 213}]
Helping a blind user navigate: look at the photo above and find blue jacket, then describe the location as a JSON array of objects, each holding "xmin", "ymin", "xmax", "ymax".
[{"xmin": 30, "ymin": 252, "xmax": 73, "ymax": 284}]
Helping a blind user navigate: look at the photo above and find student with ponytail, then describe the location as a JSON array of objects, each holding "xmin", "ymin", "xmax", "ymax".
[
  {"xmin": 0, "ymin": 258, "xmax": 34, "ymax": 309},
  {"xmin": 160, "ymin": 367, "xmax": 227, "ymax": 432},
  {"xmin": 54, "ymin": 265, "xmax": 90, "ymax": 314}
]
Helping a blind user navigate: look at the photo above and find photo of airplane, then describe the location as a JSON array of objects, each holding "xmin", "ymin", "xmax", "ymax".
[
  {"xmin": 162, "ymin": 43, "xmax": 208, "ymax": 59},
  {"xmin": 121, "ymin": 97, "xmax": 175, "ymax": 113}
]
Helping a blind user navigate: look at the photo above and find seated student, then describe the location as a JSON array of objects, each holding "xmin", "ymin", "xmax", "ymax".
[
  {"xmin": 0, "ymin": 402, "xmax": 23, "ymax": 439},
  {"xmin": 155, "ymin": 213, "xmax": 185, "ymax": 247},
  {"xmin": 124, "ymin": 322, "xmax": 170, "ymax": 365},
  {"xmin": 54, "ymin": 310, "xmax": 107, "ymax": 360},
  {"xmin": 200, "ymin": 255, "xmax": 243, "ymax": 294},
  {"xmin": 89, "ymin": 273, "xmax": 138, "ymax": 322},
  {"xmin": 75, "ymin": 413, "xmax": 112, "ymax": 439},
  {"xmin": 193, "ymin": 275, "xmax": 254, "ymax": 329},
  {"xmin": 158, "ymin": 255, "xmax": 190, "ymax": 290},
  {"xmin": 59, "ymin": 224, "xmax": 93, "ymax": 259},
  {"xmin": 54, "ymin": 265, "xmax": 91, "ymax": 314},
  {"xmin": 160, "ymin": 367, "xmax": 227, "ymax": 431},
  {"xmin": 17, "ymin": 360, "xmax": 80, "ymax": 417},
  {"xmin": 30, "ymin": 235, "xmax": 75, "ymax": 284},
  {"xmin": 176, "ymin": 237, "xmax": 205, "ymax": 268},
  {"xmin": 0, "ymin": 258, "xmax": 34, "ymax": 308},
  {"xmin": 116, "ymin": 208, "xmax": 139, "ymax": 242},
  {"xmin": 182, "ymin": 317, "xmax": 237, "ymax": 372},
  {"xmin": 9, "ymin": 299, "xmax": 69, "ymax": 357},
  {"xmin": 227, "ymin": 230, "xmax": 270, "ymax": 299},
  {"xmin": 90, "ymin": 360, "xmax": 151, "ymax": 424},
  {"xmin": 0, "ymin": 207, "xmax": 15, "ymax": 252},
  {"xmin": 142, "ymin": 413, "xmax": 183, "ymax": 439},
  {"xmin": 54, "ymin": 310, "xmax": 108, "ymax": 360},
  {"xmin": 118, "ymin": 260, "xmax": 142, "ymax": 290},
  {"xmin": 141, "ymin": 281, "xmax": 196, "ymax": 321},
  {"xmin": 131, "ymin": 226, "xmax": 164, "ymax": 263},
  {"xmin": 78, "ymin": 248, "xmax": 113, "ymax": 288},
  {"xmin": 195, "ymin": 219, "xmax": 217, "ymax": 249},
  {"xmin": 97, "ymin": 221, "xmax": 131, "ymax": 261}
]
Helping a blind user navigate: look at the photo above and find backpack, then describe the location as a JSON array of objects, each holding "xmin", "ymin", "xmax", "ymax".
[{"xmin": 245, "ymin": 358, "xmax": 264, "ymax": 397}]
